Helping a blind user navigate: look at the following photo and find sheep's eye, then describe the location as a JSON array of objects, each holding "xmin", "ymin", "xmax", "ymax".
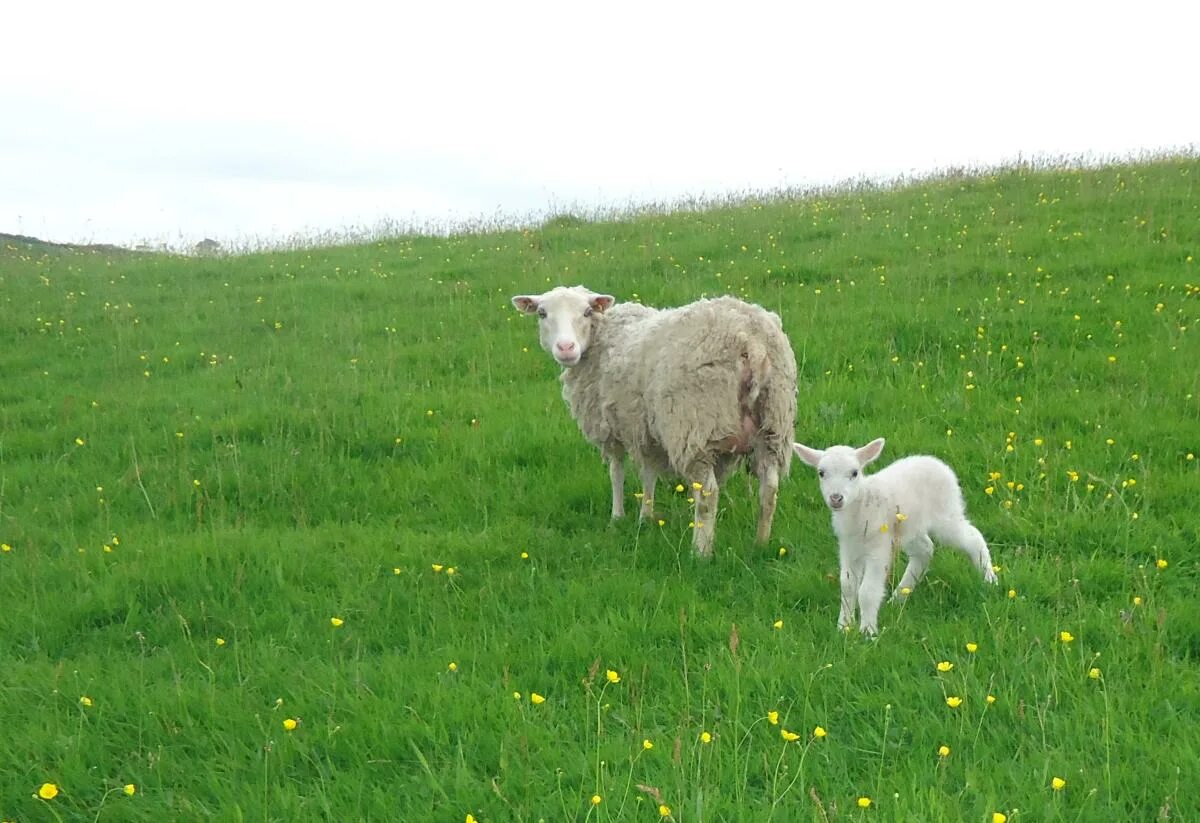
[
  {"xmin": 817, "ymin": 469, "xmax": 825, "ymax": 478},
  {"xmin": 850, "ymin": 469, "xmax": 859, "ymax": 478},
  {"xmin": 584, "ymin": 307, "xmax": 594, "ymax": 317},
  {"xmin": 536, "ymin": 308, "xmax": 547, "ymax": 319}
]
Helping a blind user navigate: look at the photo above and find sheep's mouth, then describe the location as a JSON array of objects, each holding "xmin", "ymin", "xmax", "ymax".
[
  {"xmin": 555, "ymin": 353, "xmax": 581, "ymax": 367},
  {"xmin": 828, "ymin": 499, "xmax": 844, "ymax": 511}
]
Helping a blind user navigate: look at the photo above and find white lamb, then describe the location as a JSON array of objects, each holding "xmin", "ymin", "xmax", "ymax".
[
  {"xmin": 512, "ymin": 286, "xmax": 798, "ymax": 557},
  {"xmin": 792, "ymin": 438, "xmax": 998, "ymax": 635}
]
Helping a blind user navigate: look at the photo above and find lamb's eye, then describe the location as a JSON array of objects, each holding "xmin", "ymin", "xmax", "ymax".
[
  {"xmin": 850, "ymin": 470, "xmax": 859, "ymax": 478},
  {"xmin": 817, "ymin": 470, "xmax": 825, "ymax": 478},
  {"xmin": 537, "ymin": 308, "xmax": 547, "ymax": 319},
  {"xmin": 584, "ymin": 307, "xmax": 594, "ymax": 317}
]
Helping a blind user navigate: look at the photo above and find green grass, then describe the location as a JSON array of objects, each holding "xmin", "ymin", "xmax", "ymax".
[{"xmin": 2, "ymin": 156, "xmax": 1198, "ymax": 822}]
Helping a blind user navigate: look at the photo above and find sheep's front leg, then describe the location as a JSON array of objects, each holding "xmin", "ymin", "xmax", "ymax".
[
  {"xmin": 692, "ymin": 467, "xmax": 719, "ymax": 558},
  {"xmin": 755, "ymin": 461, "xmax": 780, "ymax": 544},
  {"xmin": 638, "ymin": 465, "xmax": 658, "ymax": 520},
  {"xmin": 607, "ymin": 453, "xmax": 625, "ymax": 519},
  {"xmin": 857, "ymin": 539, "xmax": 891, "ymax": 636}
]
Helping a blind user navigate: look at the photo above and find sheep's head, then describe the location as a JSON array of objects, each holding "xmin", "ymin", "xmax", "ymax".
[
  {"xmin": 793, "ymin": 438, "xmax": 885, "ymax": 511},
  {"xmin": 511, "ymin": 286, "xmax": 615, "ymax": 367}
]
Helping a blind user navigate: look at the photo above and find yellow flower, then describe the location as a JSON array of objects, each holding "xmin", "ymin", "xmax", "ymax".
[
  {"xmin": 1156, "ymin": 558, "xmax": 1168, "ymax": 570},
  {"xmin": 1059, "ymin": 631, "xmax": 1074, "ymax": 643},
  {"xmin": 466, "ymin": 815, "xmax": 478, "ymax": 823},
  {"xmin": 1, "ymin": 543, "xmax": 11, "ymax": 552},
  {"xmin": 985, "ymin": 486, "xmax": 995, "ymax": 495},
  {"xmin": 1007, "ymin": 589, "xmax": 1017, "ymax": 599},
  {"xmin": 965, "ymin": 642, "xmax": 978, "ymax": 653},
  {"xmin": 446, "ymin": 567, "xmax": 457, "ymax": 576},
  {"xmin": 767, "ymin": 710, "xmax": 779, "ymax": 725},
  {"xmin": 879, "ymin": 523, "xmax": 889, "ymax": 533},
  {"xmin": 1133, "ymin": 596, "xmax": 1143, "ymax": 606},
  {"xmin": 657, "ymin": 519, "xmax": 665, "ymax": 527},
  {"xmin": 675, "ymin": 484, "xmax": 684, "ymax": 492},
  {"xmin": 520, "ymin": 552, "xmax": 529, "ymax": 560},
  {"xmin": 283, "ymin": 718, "xmax": 298, "ymax": 731},
  {"xmin": 895, "ymin": 512, "xmax": 908, "ymax": 522},
  {"xmin": 123, "ymin": 783, "xmax": 136, "ymax": 796},
  {"xmin": 215, "ymin": 637, "xmax": 226, "ymax": 646},
  {"xmin": 591, "ymin": 794, "xmax": 602, "ymax": 806},
  {"xmin": 691, "ymin": 481, "xmax": 703, "ymax": 490},
  {"xmin": 38, "ymin": 783, "xmax": 59, "ymax": 800},
  {"xmin": 530, "ymin": 693, "xmax": 545, "ymax": 705},
  {"xmin": 1088, "ymin": 667, "xmax": 1101, "ymax": 679},
  {"xmin": 993, "ymin": 814, "xmax": 1007, "ymax": 823},
  {"xmin": 986, "ymin": 694, "xmax": 997, "ymax": 705},
  {"xmin": 1051, "ymin": 776, "xmax": 1066, "ymax": 791},
  {"xmin": 938, "ymin": 745, "xmax": 950, "ymax": 757},
  {"xmin": 773, "ymin": 619, "xmax": 784, "ymax": 630},
  {"xmin": 936, "ymin": 661, "xmax": 954, "ymax": 672},
  {"xmin": 857, "ymin": 796, "xmax": 872, "ymax": 808},
  {"xmin": 393, "ymin": 567, "xmax": 402, "ymax": 575},
  {"xmin": 900, "ymin": 587, "xmax": 912, "ymax": 596},
  {"xmin": 780, "ymin": 729, "xmax": 800, "ymax": 742},
  {"xmin": 946, "ymin": 696, "xmax": 963, "ymax": 708},
  {"xmin": 512, "ymin": 691, "xmax": 521, "ymax": 700},
  {"xmin": 75, "ymin": 437, "xmax": 85, "ymax": 446},
  {"xmin": 432, "ymin": 564, "xmax": 444, "ymax": 573},
  {"xmin": 777, "ymin": 546, "xmax": 788, "ymax": 558},
  {"xmin": 330, "ymin": 617, "xmax": 344, "ymax": 628},
  {"xmin": 659, "ymin": 804, "xmax": 672, "ymax": 818},
  {"xmin": 448, "ymin": 662, "xmax": 458, "ymax": 672},
  {"xmin": 813, "ymin": 725, "xmax": 827, "ymax": 739},
  {"xmin": 642, "ymin": 738, "xmax": 654, "ymax": 750},
  {"xmin": 700, "ymin": 731, "xmax": 713, "ymax": 744},
  {"xmin": 79, "ymin": 696, "xmax": 93, "ymax": 707}
]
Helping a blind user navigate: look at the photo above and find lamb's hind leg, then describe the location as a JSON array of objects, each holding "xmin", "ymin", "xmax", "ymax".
[
  {"xmin": 892, "ymin": 534, "xmax": 933, "ymax": 601},
  {"xmin": 935, "ymin": 519, "xmax": 998, "ymax": 584},
  {"xmin": 692, "ymin": 466, "xmax": 720, "ymax": 558},
  {"xmin": 755, "ymin": 460, "xmax": 780, "ymax": 544}
]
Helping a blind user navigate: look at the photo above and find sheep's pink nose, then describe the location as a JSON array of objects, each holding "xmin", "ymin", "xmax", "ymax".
[
  {"xmin": 555, "ymin": 341, "xmax": 577, "ymax": 356},
  {"xmin": 828, "ymin": 494, "xmax": 844, "ymax": 509}
]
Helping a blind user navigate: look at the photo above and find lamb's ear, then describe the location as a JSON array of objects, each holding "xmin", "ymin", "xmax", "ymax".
[
  {"xmin": 792, "ymin": 442, "xmax": 824, "ymax": 468},
  {"xmin": 856, "ymin": 438, "xmax": 886, "ymax": 466},
  {"xmin": 511, "ymin": 295, "xmax": 540, "ymax": 315},
  {"xmin": 589, "ymin": 293, "xmax": 615, "ymax": 313}
]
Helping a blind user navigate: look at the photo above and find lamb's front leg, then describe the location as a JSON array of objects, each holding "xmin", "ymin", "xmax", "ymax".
[
  {"xmin": 857, "ymin": 540, "xmax": 892, "ymax": 636},
  {"xmin": 837, "ymin": 541, "xmax": 860, "ymax": 631},
  {"xmin": 607, "ymin": 453, "xmax": 625, "ymax": 518},
  {"xmin": 638, "ymin": 465, "xmax": 658, "ymax": 520}
]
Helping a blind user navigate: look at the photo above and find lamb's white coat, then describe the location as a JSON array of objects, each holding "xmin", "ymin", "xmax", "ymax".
[
  {"xmin": 512, "ymin": 286, "xmax": 798, "ymax": 557},
  {"xmin": 793, "ymin": 438, "xmax": 998, "ymax": 635}
]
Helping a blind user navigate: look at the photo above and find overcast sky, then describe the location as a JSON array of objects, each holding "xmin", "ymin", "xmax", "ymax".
[{"xmin": 3, "ymin": 1, "xmax": 1196, "ymax": 248}]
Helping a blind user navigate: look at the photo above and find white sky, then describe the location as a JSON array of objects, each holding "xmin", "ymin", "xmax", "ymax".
[{"xmin": 2, "ymin": 1, "xmax": 1196, "ymax": 248}]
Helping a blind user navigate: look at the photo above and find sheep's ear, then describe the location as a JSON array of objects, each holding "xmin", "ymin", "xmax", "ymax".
[
  {"xmin": 589, "ymin": 293, "xmax": 615, "ymax": 313},
  {"xmin": 856, "ymin": 438, "xmax": 886, "ymax": 466},
  {"xmin": 511, "ymin": 295, "xmax": 540, "ymax": 315},
  {"xmin": 792, "ymin": 442, "xmax": 824, "ymax": 468}
]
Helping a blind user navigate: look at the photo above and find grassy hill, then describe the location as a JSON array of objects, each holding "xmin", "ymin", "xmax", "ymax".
[{"xmin": 1, "ymin": 157, "xmax": 1197, "ymax": 821}]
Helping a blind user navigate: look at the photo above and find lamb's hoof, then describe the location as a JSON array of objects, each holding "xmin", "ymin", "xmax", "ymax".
[{"xmin": 983, "ymin": 570, "xmax": 999, "ymax": 585}]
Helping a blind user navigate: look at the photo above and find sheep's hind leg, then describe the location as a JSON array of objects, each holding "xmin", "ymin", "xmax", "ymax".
[
  {"xmin": 755, "ymin": 461, "xmax": 780, "ymax": 544},
  {"xmin": 892, "ymin": 534, "xmax": 933, "ymax": 601},
  {"xmin": 692, "ymin": 466, "xmax": 720, "ymax": 558},
  {"xmin": 638, "ymin": 465, "xmax": 658, "ymax": 520},
  {"xmin": 607, "ymin": 449, "xmax": 626, "ymax": 519}
]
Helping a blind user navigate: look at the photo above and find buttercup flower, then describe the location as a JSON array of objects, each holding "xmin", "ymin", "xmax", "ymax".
[
  {"xmin": 938, "ymin": 745, "xmax": 950, "ymax": 757},
  {"xmin": 767, "ymin": 711, "xmax": 779, "ymax": 725},
  {"xmin": 966, "ymin": 642, "xmax": 978, "ymax": 653},
  {"xmin": 986, "ymin": 694, "xmax": 997, "ymax": 705},
  {"xmin": 659, "ymin": 804, "xmax": 672, "ymax": 818},
  {"xmin": 1157, "ymin": 558, "xmax": 1168, "ymax": 570},
  {"xmin": 330, "ymin": 617, "xmax": 344, "ymax": 627},
  {"xmin": 1051, "ymin": 776, "xmax": 1066, "ymax": 791},
  {"xmin": 606, "ymin": 669, "xmax": 620, "ymax": 684},
  {"xmin": 773, "ymin": 619, "xmax": 784, "ymax": 630},
  {"xmin": 79, "ymin": 696, "xmax": 93, "ymax": 707},
  {"xmin": 591, "ymin": 794, "xmax": 602, "ymax": 806},
  {"xmin": 946, "ymin": 696, "xmax": 963, "ymax": 708},
  {"xmin": 283, "ymin": 718, "xmax": 298, "ymax": 731},
  {"xmin": 38, "ymin": 783, "xmax": 59, "ymax": 800},
  {"xmin": 700, "ymin": 731, "xmax": 713, "ymax": 744},
  {"xmin": 1088, "ymin": 667, "xmax": 1101, "ymax": 679},
  {"xmin": 813, "ymin": 726, "xmax": 827, "ymax": 739},
  {"xmin": 1059, "ymin": 631, "xmax": 1074, "ymax": 643},
  {"xmin": 123, "ymin": 784, "xmax": 136, "ymax": 796},
  {"xmin": 448, "ymin": 662, "xmax": 458, "ymax": 672},
  {"xmin": 993, "ymin": 814, "xmax": 1007, "ymax": 823},
  {"xmin": 530, "ymin": 693, "xmax": 545, "ymax": 705},
  {"xmin": 780, "ymin": 729, "xmax": 800, "ymax": 742},
  {"xmin": 642, "ymin": 738, "xmax": 654, "ymax": 750},
  {"xmin": 936, "ymin": 661, "xmax": 954, "ymax": 672},
  {"xmin": 857, "ymin": 796, "xmax": 872, "ymax": 808}
]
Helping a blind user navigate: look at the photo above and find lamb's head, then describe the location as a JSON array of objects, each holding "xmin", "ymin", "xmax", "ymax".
[
  {"xmin": 793, "ymin": 438, "xmax": 885, "ymax": 511},
  {"xmin": 511, "ymin": 286, "xmax": 615, "ymax": 367}
]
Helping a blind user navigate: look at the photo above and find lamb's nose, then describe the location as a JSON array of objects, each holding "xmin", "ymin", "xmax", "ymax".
[
  {"xmin": 555, "ymin": 341, "xmax": 577, "ymax": 355},
  {"xmin": 829, "ymin": 494, "xmax": 844, "ymax": 507}
]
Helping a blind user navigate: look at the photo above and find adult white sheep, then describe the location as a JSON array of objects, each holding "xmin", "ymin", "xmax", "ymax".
[
  {"xmin": 792, "ymin": 438, "xmax": 998, "ymax": 635},
  {"xmin": 512, "ymin": 286, "xmax": 798, "ymax": 557}
]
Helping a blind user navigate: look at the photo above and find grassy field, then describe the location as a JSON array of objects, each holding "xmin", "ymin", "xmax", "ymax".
[{"xmin": 1, "ymin": 156, "xmax": 1197, "ymax": 822}]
